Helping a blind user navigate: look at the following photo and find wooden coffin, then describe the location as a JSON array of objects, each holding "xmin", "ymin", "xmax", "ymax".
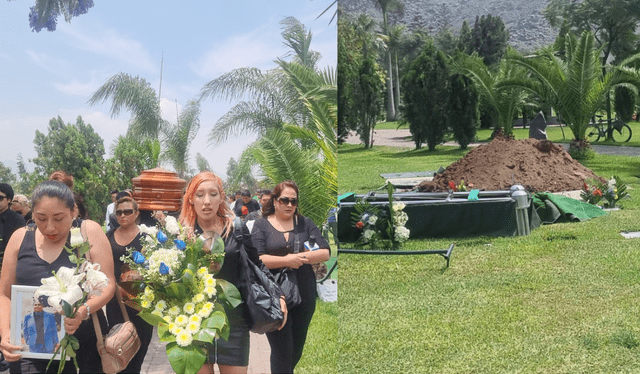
[{"xmin": 131, "ymin": 167, "xmax": 187, "ymax": 211}]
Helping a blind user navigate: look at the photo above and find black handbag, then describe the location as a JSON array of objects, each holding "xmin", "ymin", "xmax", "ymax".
[
  {"xmin": 275, "ymin": 268, "xmax": 302, "ymax": 308},
  {"xmin": 234, "ymin": 218, "xmax": 284, "ymax": 334}
]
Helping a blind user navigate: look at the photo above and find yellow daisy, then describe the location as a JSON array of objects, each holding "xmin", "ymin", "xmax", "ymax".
[{"xmin": 175, "ymin": 331, "xmax": 193, "ymax": 347}]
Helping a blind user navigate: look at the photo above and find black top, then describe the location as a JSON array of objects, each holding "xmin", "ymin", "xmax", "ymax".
[
  {"xmin": 194, "ymin": 221, "xmax": 269, "ymax": 296},
  {"xmin": 251, "ymin": 215, "xmax": 329, "ymax": 302},
  {"xmin": 233, "ymin": 199, "xmax": 260, "ymax": 218},
  {"xmin": 106, "ymin": 230, "xmax": 146, "ymax": 281},
  {"xmin": 15, "ymin": 226, "xmax": 75, "ymax": 287},
  {"xmin": 0, "ymin": 208, "xmax": 26, "ymax": 256}
]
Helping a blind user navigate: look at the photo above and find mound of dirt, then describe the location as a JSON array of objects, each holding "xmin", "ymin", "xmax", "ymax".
[{"xmin": 417, "ymin": 138, "xmax": 602, "ymax": 192}]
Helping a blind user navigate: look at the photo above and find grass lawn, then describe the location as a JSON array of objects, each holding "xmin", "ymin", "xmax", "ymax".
[{"xmin": 338, "ymin": 144, "xmax": 640, "ymax": 372}]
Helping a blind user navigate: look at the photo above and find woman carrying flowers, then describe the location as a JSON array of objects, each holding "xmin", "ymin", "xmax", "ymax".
[
  {"xmin": 0, "ymin": 180, "xmax": 116, "ymax": 373},
  {"xmin": 179, "ymin": 171, "xmax": 287, "ymax": 374},
  {"xmin": 105, "ymin": 195, "xmax": 154, "ymax": 373},
  {"xmin": 251, "ymin": 180, "xmax": 331, "ymax": 374}
]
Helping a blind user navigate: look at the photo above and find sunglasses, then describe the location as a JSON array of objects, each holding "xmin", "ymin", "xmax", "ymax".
[
  {"xmin": 115, "ymin": 209, "xmax": 135, "ymax": 216},
  {"xmin": 0, "ymin": 195, "xmax": 7, "ymax": 201},
  {"xmin": 276, "ymin": 197, "xmax": 299, "ymax": 206}
]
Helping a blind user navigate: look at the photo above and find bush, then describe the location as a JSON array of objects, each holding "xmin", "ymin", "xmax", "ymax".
[{"xmin": 568, "ymin": 139, "xmax": 595, "ymax": 160}]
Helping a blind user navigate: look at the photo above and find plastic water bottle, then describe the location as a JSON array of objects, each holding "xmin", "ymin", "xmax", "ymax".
[{"xmin": 304, "ymin": 235, "xmax": 319, "ymax": 251}]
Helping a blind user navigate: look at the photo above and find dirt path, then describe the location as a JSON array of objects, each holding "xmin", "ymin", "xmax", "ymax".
[{"xmin": 344, "ymin": 129, "xmax": 640, "ymax": 156}]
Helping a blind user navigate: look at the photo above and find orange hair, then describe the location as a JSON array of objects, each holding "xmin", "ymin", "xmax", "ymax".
[{"xmin": 179, "ymin": 171, "xmax": 233, "ymax": 236}]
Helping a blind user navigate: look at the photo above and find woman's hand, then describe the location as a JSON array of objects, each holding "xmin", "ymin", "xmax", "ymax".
[
  {"xmin": 64, "ymin": 307, "xmax": 86, "ymax": 335},
  {"xmin": 286, "ymin": 253, "xmax": 310, "ymax": 269},
  {"xmin": 278, "ymin": 297, "xmax": 288, "ymax": 330},
  {"xmin": 0, "ymin": 335, "xmax": 23, "ymax": 362}
]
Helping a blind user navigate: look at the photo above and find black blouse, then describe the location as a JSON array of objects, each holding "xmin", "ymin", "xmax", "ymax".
[
  {"xmin": 250, "ymin": 215, "xmax": 329, "ymax": 303},
  {"xmin": 106, "ymin": 230, "xmax": 146, "ymax": 281}
]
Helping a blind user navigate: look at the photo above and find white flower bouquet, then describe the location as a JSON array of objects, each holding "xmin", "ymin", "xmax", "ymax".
[
  {"xmin": 34, "ymin": 227, "xmax": 109, "ymax": 374},
  {"xmin": 351, "ymin": 183, "xmax": 410, "ymax": 250},
  {"xmin": 121, "ymin": 216, "xmax": 241, "ymax": 374}
]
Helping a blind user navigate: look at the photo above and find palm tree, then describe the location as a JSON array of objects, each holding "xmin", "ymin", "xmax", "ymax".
[
  {"xmin": 451, "ymin": 53, "xmax": 529, "ymax": 135},
  {"xmin": 388, "ymin": 24, "xmax": 404, "ymax": 119},
  {"xmin": 160, "ymin": 100, "xmax": 201, "ymax": 178},
  {"xmin": 500, "ymin": 31, "xmax": 640, "ymax": 140},
  {"xmin": 89, "ymin": 73, "xmax": 202, "ymax": 175},
  {"xmin": 199, "ymin": 17, "xmax": 318, "ymax": 145},
  {"xmin": 88, "ymin": 73, "xmax": 164, "ymax": 139},
  {"xmin": 235, "ymin": 61, "xmax": 336, "ymax": 227},
  {"xmin": 374, "ymin": 0, "xmax": 402, "ymax": 122}
]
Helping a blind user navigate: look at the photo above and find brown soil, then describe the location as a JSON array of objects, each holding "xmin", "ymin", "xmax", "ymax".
[{"xmin": 417, "ymin": 138, "xmax": 602, "ymax": 192}]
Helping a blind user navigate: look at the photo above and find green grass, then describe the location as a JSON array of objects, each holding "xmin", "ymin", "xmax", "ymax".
[
  {"xmin": 338, "ymin": 144, "xmax": 640, "ymax": 373},
  {"xmin": 297, "ymin": 300, "xmax": 337, "ymax": 374}
]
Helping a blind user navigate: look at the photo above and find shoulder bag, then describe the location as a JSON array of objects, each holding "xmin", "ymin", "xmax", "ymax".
[
  {"xmin": 80, "ymin": 222, "xmax": 141, "ymax": 374},
  {"xmin": 92, "ymin": 287, "xmax": 141, "ymax": 374},
  {"xmin": 235, "ymin": 217, "xmax": 284, "ymax": 334},
  {"xmin": 274, "ymin": 216, "xmax": 302, "ymax": 308}
]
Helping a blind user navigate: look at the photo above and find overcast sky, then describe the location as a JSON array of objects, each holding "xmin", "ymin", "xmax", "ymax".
[{"xmin": 0, "ymin": 0, "xmax": 336, "ymax": 180}]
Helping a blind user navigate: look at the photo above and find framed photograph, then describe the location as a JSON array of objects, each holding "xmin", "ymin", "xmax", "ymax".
[{"xmin": 11, "ymin": 285, "xmax": 68, "ymax": 360}]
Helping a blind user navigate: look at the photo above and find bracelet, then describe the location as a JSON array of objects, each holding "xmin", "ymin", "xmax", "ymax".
[{"xmin": 83, "ymin": 302, "xmax": 91, "ymax": 320}]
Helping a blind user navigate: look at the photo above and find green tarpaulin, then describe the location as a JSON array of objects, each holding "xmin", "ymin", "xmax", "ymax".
[{"xmin": 532, "ymin": 192, "xmax": 608, "ymax": 224}]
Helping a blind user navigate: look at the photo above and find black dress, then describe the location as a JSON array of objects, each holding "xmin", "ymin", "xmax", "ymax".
[
  {"xmin": 193, "ymin": 222, "xmax": 257, "ymax": 367},
  {"xmin": 251, "ymin": 215, "xmax": 330, "ymax": 374},
  {"xmin": 11, "ymin": 223, "xmax": 108, "ymax": 374},
  {"xmin": 105, "ymin": 230, "xmax": 154, "ymax": 373}
]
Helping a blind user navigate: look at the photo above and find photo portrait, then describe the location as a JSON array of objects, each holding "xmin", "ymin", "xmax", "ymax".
[{"xmin": 11, "ymin": 285, "xmax": 67, "ymax": 360}]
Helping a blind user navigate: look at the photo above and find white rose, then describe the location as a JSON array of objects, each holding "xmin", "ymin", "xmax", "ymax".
[
  {"xmin": 139, "ymin": 224, "xmax": 158, "ymax": 237},
  {"xmin": 368, "ymin": 215, "xmax": 377, "ymax": 225},
  {"xmin": 164, "ymin": 216, "xmax": 181, "ymax": 236},
  {"xmin": 363, "ymin": 229, "xmax": 375, "ymax": 241},
  {"xmin": 392, "ymin": 202, "xmax": 406, "ymax": 212},
  {"xmin": 394, "ymin": 226, "xmax": 410, "ymax": 242}
]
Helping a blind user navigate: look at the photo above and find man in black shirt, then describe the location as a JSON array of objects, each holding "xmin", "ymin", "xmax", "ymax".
[
  {"xmin": 233, "ymin": 190, "xmax": 260, "ymax": 220},
  {"xmin": 0, "ymin": 183, "xmax": 26, "ymax": 259}
]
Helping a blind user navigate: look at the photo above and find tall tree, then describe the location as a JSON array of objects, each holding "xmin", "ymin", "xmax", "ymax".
[
  {"xmin": 160, "ymin": 100, "xmax": 201, "ymax": 178},
  {"xmin": 448, "ymin": 72, "xmax": 479, "ymax": 149},
  {"xmin": 88, "ymin": 73, "xmax": 164, "ymax": 139},
  {"xmin": 0, "ymin": 163, "xmax": 17, "ymax": 185},
  {"xmin": 468, "ymin": 14, "xmax": 510, "ymax": 66},
  {"xmin": 401, "ymin": 41, "xmax": 449, "ymax": 150},
  {"xmin": 373, "ymin": 0, "xmax": 403, "ymax": 121},
  {"xmin": 32, "ymin": 116, "xmax": 108, "ymax": 219},
  {"xmin": 7, "ymin": 0, "xmax": 95, "ymax": 32},
  {"xmin": 104, "ymin": 134, "xmax": 159, "ymax": 192},
  {"xmin": 199, "ymin": 17, "xmax": 319, "ymax": 144},
  {"xmin": 388, "ymin": 24, "xmax": 404, "ymax": 117},
  {"xmin": 195, "ymin": 153, "xmax": 212, "ymax": 173}
]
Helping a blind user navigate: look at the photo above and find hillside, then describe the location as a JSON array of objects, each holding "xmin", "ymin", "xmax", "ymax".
[{"xmin": 339, "ymin": 0, "xmax": 557, "ymax": 52}]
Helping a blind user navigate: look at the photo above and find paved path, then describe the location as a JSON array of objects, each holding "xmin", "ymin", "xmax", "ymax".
[
  {"xmin": 345, "ymin": 129, "xmax": 640, "ymax": 156},
  {"xmin": 141, "ymin": 329, "xmax": 271, "ymax": 374}
]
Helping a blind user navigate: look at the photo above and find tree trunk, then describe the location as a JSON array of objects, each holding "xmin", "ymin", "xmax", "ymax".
[
  {"xmin": 393, "ymin": 50, "xmax": 400, "ymax": 119},
  {"xmin": 385, "ymin": 50, "xmax": 396, "ymax": 122}
]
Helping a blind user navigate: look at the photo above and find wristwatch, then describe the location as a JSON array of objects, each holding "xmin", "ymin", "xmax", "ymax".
[{"xmin": 83, "ymin": 302, "xmax": 91, "ymax": 320}]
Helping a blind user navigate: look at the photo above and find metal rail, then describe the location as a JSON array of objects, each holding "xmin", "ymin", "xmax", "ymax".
[{"xmin": 338, "ymin": 244, "xmax": 455, "ymax": 268}]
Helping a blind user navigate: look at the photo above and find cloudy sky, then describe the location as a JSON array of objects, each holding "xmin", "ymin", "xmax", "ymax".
[{"xmin": 0, "ymin": 0, "xmax": 336, "ymax": 179}]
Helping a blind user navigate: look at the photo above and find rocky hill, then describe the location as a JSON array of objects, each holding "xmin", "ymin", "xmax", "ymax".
[{"xmin": 339, "ymin": 0, "xmax": 557, "ymax": 52}]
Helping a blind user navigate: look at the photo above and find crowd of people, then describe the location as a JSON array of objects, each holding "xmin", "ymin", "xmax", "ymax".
[{"xmin": 0, "ymin": 171, "xmax": 330, "ymax": 374}]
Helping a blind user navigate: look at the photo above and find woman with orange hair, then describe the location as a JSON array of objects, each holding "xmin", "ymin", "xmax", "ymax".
[{"xmin": 179, "ymin": 171, "xmax": 287, "ymax": 374}]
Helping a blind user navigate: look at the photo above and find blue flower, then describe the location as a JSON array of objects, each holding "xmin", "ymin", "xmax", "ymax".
[
  {"xmin": 174, "ymin": 239, "xmax": 186, "ymax": 250},
  {"xmin": 159, "ymin": 262, "xmax": 170, "ymax": 275},
  {"xmin": 157, "ymin": 231, "xmax": 168, "ymax": 244},
  {"xmin": 132, "ymin": 251, "xmax": 146, "ymax": 264}
]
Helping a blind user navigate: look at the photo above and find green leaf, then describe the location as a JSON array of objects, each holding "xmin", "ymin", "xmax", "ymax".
[
  {"xmin": 60, "ymin": 300, "xmax": 74, "ymax": 318},
  {"xmin": 165, "ymin": 282, "xmax": 187, "ymax": 299},
  {"xmin": 65, "ymin": 343, "xmax": 76, "ymax": 358},
  {"xmin": 157, "ymin": 323, "xmax": 176, "ymax": 342},
  {"xmin": 216, "ymin": 279, "xmax": 242, "ymax": 308},
  {"xmin": 138, "ymin": 312, "xmax": 168, "ymax": 326},
  {"xmin": 194, "ymin": 328, "xmax": 216, "ymax": 344},
  {"xmin": 182, "ymin": 269, "xmax": 195, "ymax": 287},
  {"xmin": 166, "ymin": 342, "xmax": 207, "ymax": 374}
]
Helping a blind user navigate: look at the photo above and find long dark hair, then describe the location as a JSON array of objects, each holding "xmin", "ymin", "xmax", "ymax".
[
  {"xmin": 31, "ymin": 180, "xmax": 75, "ymax": 212},
  {"xmin": 261, "ymin": 180, "xmax": 299, "ymax": 217}
]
